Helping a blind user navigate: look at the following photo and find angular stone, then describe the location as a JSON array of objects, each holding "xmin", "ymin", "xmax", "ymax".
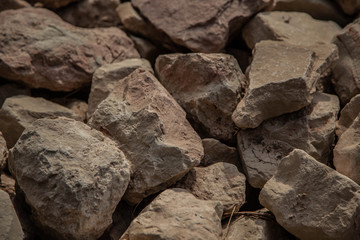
[
  {"xmin": 0, "ymin": 8, "xmax": 139, "ymax": 92},
  {"xmin": 120, "ymin": 188, "xmax": 223, "ymax": 240},
  {"xmin": 0, "ymin": 83, "xmax": 30, "ymax": 107},
  {"xmin": 242, "ymin": 11, "xmax": 340, "ymax": 49},
  {"xmin": 26, "ymin": 0, "xmax": 79, "ymax": 8},
  {"xmin": 156, "ymin": 53, "xmax": 245, "ymax": 142},
  {"xmin": 0, "ymin": 95, "xmax": 81, "ymax": 148},
  {"xmin": 0, "ymin": 190, "xmax": 24, "ymax": 240},
  {"xmin": 336, "ymin": 94, "xmax": 360, "ymax": 137},
  {"xmin": 175, "ymin": 163, "xmax": 246, "ymax": 216},
  {"xmin": 259, "ymin": 149, "xmax": 360, "ymax": 239},
  {"xmin": 0, "ymin": 0, "xmax": 31, "ymax": 11},
  {"xmin": 0, "ymin": 132, "xmax": 8, "ymax": 171},
  {"xmin": 88, "ymin": 69, "xmax": 203, "ymax": 205},
  {"xmin": 335, "ymin": 0, "xmax": 360, "ymax": 15},
  {"xmin": 88, "ymin": 58, "xmax": 153, "ymax": 117},
  {"xmin": 8, "ymin": 117, "xmax": 131, "ymax": 240},
  {"xmin": 232, "ymin": 41, "xmax": 315, "ymax": 129},
  {"xmin": 132, "ymin": 0, "xmax": 271, "ymax": 52},
  {"xmin": 238, "ymin": 92, "xmax": 340, "ymax": 188}
]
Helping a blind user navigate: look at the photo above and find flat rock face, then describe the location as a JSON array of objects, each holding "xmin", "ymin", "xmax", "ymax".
[
  {"xmin": 336, "ymin": 94, "xmax": 360, "ymax": 137},
  {"xmin": 132, "ymin": 0, "xmax": 271, "ymax": 52},
  {"xmin": 242, "ymin": 11, "xmax": 340, "ymax": 49},
  {"xmin": 120, "ymin": 188, "xmax": 223, "ymax": 240},
  {"xmin": 0, "ymin": 132, "xmax": 8, "ymax": 171},
  {"xmin": 88, "ymin": 69, "xmax": 204, "ymax": 205},
  {"xmin": 335, "ymin": 0, "xmax": 360, "ymax": 15},
  {"xmin": 232, "ymin": 41, "xmax": 315, "ymax": 129},
  {"xmin": 87, "ymin": 58, "xmax": 153, "ymax": 117},
  {"xmin": 259, "ymin": 149, "xmax": 360, "ymax": 239},
  {"xmin": 175, "ymin": 162, "xmax": 246, "ymax": 216},
  {"xmin": 0, "ymin": 190, "xmax": 24, "ymax": 240},
  {"xmin": 156, "ymin": 53, "xmax": 244, "ymax": 142},
  {"xmin": 0, "ymin": 8, "xmax": 139, "ymax": 92},
  {"xmin": 8, "ymin": 117, "xmax": 131, "ymax": 240},
  {"xmin": 238, "ymin": 92, "xmax": 339, "ymax": 188},
  {"xmin": 0, "ymin": 95, "xmax": 82, "ymax": 148}
]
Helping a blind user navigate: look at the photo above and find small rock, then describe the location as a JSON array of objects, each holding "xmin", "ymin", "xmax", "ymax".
[
  {"xmin": 156, "ymin": 53, "xmax": 245, "ymax": 142},
  {"xmin": 0, "ymin": 95, "xmax": 81, "ymax": 148},
  {"xmin": 0, "ymin": 0, "xmax": 31, "ymax": 11},
  {"xmin": 120, "ymin": 188, "xmax": 223, "ymax": 240},
  {"xmin": 88, "ymin": 69, "xmax": 204, "ymax": 205},
  {"xmin": 0, "ymin": 83, "xmax": 30, "ymax": 107},
  {"xmin": 259, "ymin": 149, "xmax": 360, "ymax": 239},
  {"xmin": 8, "ymin": 117, "xmax": 131, "ymax": 240},
  {"xmin": 0, "ymin": 132, "xmax": 8, "ymax": 171},
  {"xmin": 336, "ymin": 94, "xmax": 360, "ymax": 137},
  {"xmin": 335, "ymin": 0, "xmax": 360, "ymax": 15}
]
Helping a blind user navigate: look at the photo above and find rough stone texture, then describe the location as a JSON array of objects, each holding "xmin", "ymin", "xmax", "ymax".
[
  {"xmin": 156, "ymin": 53, "xmax": 245, "ymax": 142},
  {"xmin": 242, "ymin": 11, "xmax": 341, "ymax": 49},
  {"xmin": 0, "ymin": 132, "xmax": 8, "ymax": 171},
  {"xmin": 260, "ymin": 149, "xmax": 360, "ymax": 239},
  {"xmin": 59, "ymin": 0, "xmax": 121, "ymax": 28},
  {"xmin": 175, "ymin": 163, "xmax": 246, "ymax": 216},
  {"xmin": 0, "ymin": 0, "xmax": 31, "ymax": 11},
  {"xmin": 26, "ymin": 0, "xmax": 79, "ymax": 8},
  {"xmin": 336, "ymin": 0, "xmax": 360, "ymax": 15},
  {"xmin": 88, "ymin": 58, "xmax": 153, "ymax": 117},
  {"xmin": 336, "ymin": 94, "xmax": 360, "ymax": 137},
  {"xmin": 238, "ymin": 92, "xmax": 340, "ymax": 188},
  {"xmin": 0, "ymin": 189, "xmax": 24, "ymax": 240},
  {"xmin": 8, "ymin": 117, "xmax": 131, "ymax": 240},
  {"xmin": 0, "ymin": 95, "xmax": 82, "ymax": 148},
  {"xmin": 232, "ymin": 41, "xmax": 316, "ymax": 129},
  {"xmin": 64, "ymin": 100, "xmax": 88, "ymax": 122},
  {"xmin": 0, "ymin": 8, "xmax": 139, "ymax": 92},
  {"xmin": 120, "ymin": 188, "xmax": 223, "ymax": 240},
  {"xmin": 0, "ymin": 83, "xmax": 30, "ymax": 107},
  {"xmin": 132, "ymin": 0, "xmax": 271, "ymax": 52},
  {"xmin": 88, "ymin": 69, "xmax": 204, "ymax": 205}
]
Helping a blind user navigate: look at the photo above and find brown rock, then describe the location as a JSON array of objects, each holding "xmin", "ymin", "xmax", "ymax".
[
  {"xmin": 0, "ymin": 0, "xmax": 31, "ymax": 11},
  {"xmin": 0, "ymin": 8, "xmax": 139, "ymax": 92},
  {"xmin": 0, "ymin": 132, "xmax": 8, "ymax": 171},
  {"xmin": 335, "ymin": 0, "xmax": 360, "ymax": 15},
  {"xmin": 336, "ymin": 94, "xmax": 360, "ymax": 137}
]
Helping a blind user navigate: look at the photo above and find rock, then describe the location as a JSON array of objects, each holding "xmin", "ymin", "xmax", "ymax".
[
  {"xmin": 242, "ymin": 11, "xmax": 341, "ymax": 49},
  {"xmin": 64, "ymin": 99, "xmax": 88, "ymax": 122},
  {"xmin": 59, "ymin": 0, "xmax": 121, "ymax": 28},
  {"xmin": 0, "ymin": 8, "xmax": 139, "ymax": 92},
  {"xmin": 336, "ymin": 94, "xmax": 360, "ymax": 137},
  {"xmin": 0, "ymin": 172, "xmax": 16, "ymax": 199},
  {"xmin": 335, "ymin": 0, "xmax": 360, "ymax": 15},
  {"xmin": 132, "ymin": 0, "xmax": 271, "ymax": 52},
  {"xmin": 8, "ymin": 117, "xmax": 131, "ymax": 240},
  {"xmin": 0, "ymin": 83, "xmax": 30, "ymax": 107},
  {"xmin": 238, "ymin": 92, "xmax": 339, "ymax": 188},
  {"xmin": 0, "ymin": 95, "xmax": 82, "ymax": 148},
  {"xmin": 129, "ymin": 35, "xmax": 167, "ymax": 65},
  {"xmin": 26, "ymin": 0, "xmax": 79, "ymax": 8},
  {"xmin": 259, "ymin": 149, "xmax": 360, "ymax": 239},
  {"xmin": 88, "ymin": 69, "xmax": 203, "ymax": 205},
  {"xmin": 0, "ymin": 0, "xmax": 31, "ymax": 11},
  {"xmin": 0, "ymin": 132, "xmax": 8, "ymax": 171},
  {"xmin": 175, "ymin": 162, "xmax": 246, "ymax": 216},
  {"xmin": 0, "ymin": 190, "xmax": 24, "ymax": 240},
  {"xmin": 156, "ymin": 53, "xmax": 245, "ymax": 142},
  {"xmin": 232, "ymin": 41, "xmax": 316, "ymax": 129},
  {"xmin": 87, "ymin": 58, "xmax": 153, "ymax": 117},
  {"xmin": 120, "ymin": 188, "xmax": 223, "ymax": 240}
]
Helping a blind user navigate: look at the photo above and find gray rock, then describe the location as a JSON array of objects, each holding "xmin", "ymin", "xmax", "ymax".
[
  {"xmin": 259, "ymin": 149, "xmax": 360, "ymax": 239},
  {"xmin": 156, "ymin": 53, "xmax": 245, "ymax": 142},
  {"xmin": 335, "ymin": 0, "xmax": 360, "ymax": 15},
  {"xmin": 0, "ymin": 95, "xmax": 81, "ymax": 148},
  {"xmin": 8, "ymin": 117, "xmax": 131, "ymax": 240},
  {"xmin": 336, "ymin": 94, "xmax": 360, "ymax": 137},
  {"xmin": 120, "ymin": 188, "xmax": 223, "ymax": 240},
  {"xmin": 0, "ymin": 132, "xmax": 8, "ymax": 171},
  {"xmin": 88, "ymin": 69, "xmax": 203, "ymax": 205}
]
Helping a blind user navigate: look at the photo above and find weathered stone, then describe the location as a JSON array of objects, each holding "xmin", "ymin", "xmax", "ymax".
[
  {"xmin": 132, "ymin": 0, "xmax": 271, "ymax": 52},
  {"xmin": 88, "ymin": 69, "xmax": 203, "ymax": 205},
  {"xmin": 232, "ymin": 41, "xmax": 316, "ymax": 129},
  {"xmin": 0, "ymin": 83, "xmax": 30, "ymax": 107},
  {"xmin": 156, "ymin": 53, "xmax": 245, "ymax": 142},
  {"xmin": 26, "ymin": 0, "xmax": 79, "ymax": 8},
  {"xmin": 260, "ymin": 149, "xmax": 360, "ymax": 239},
  {"xmin": 0, "ymin": 132, "xmax": 7, "ymax": 171},
  {"xmin": 120, "ymin": 188, "xmax": 223, "ymax": 240},
  {"xmin": 335, "ymin": 0, "xmax": 360, "ymax": 15},
  {"xmin": 64, "ymin": 99, "xmax": 88, "ymax": 122},
  {"xmin": 0, "ymin": 190, "xmax": 24, "ymax": 240},
  {"xmin": 336, "ymin": 94, "xmax": 360, "ymax": 137},
  {"xmin": 8, "ymin": 117, "xmax": 131, "ymax": 240},
  {"xmin": 0, "ymin": 0, "xmax": 31, "ymax": 11},
  {"xmin": 0, "ymin": 8, "xmax": 139, "ymax": 92},
  {"xmin": 242, "ymin": 11, "xmax": 340, "ymax": 49},
  {"xmin": 175, "ymin": 163, "xmax": 246, "ymax": 216},
  {"xmin": 238, "ymin": 92, "xmax": 340, "ymax": 188},
  {"xmin": 0, "ymin": 95, "xmax": 81, "ymax": 148},
  {"xmin": 88, "ymin": 58, "xmax": 153, "ymax": 117}
]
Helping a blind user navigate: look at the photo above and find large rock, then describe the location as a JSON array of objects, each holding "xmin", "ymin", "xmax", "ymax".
[
  {"xmin": 336, "ymin": 94, "xmax": 360, "ymax": 137},
  {"xmin": 87, "ymin": 58, "xmax": 153, "ymax": 117},
  {"xmin": 232, "ymin": 41, "xmax": 316, "ymax": 129},
  {"xmin": 8, "ymin": 117, "xmax": 131, "ymax": 240},
  {"xmin": 335, "ymin": 0, "xmax": 360, "ymax": 15},
  {"xmin": 156, "ymin": 53, "xmax": 245, "ymax": 142},
  {"xmin": 242, "ymin": 11, "xmax": 340, "ymax": 49},
  {"xmin": 132, "ymin": 0, "xmax": 271, "ymax": 52},
  {"xmin": 88, "ymin": 69, "xmax": 204, "ymax": 205},
  {"xmin": 259, "ymin": 149, "xmax": 360, "ymax": 239},
  {"xmin": 238, "ymin": 92, "xmax": 339, "ymax": 188},
  {"xmin": 0, "ymin": 95, "xmax": 82, "ymax": 148},
  {"xmin": 120, "ymin": 188, "xmax": 223, "ymax": 240},
  {"xmin": 0, "ymin": 190, "xmax": 24, "ymax": 240},
  {"xmin": 0, "ymin": 132, "xmax": 8, "ymax": 172},
  {"xmin": 175, "ymin": 162, "xmax": 246, "ymax": 216},
  {"xmin": 0, "ymin": 8, "xmax": 139, "ymax": 92}
]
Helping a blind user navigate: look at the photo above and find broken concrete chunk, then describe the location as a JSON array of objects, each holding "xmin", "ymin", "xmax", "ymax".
[{"xmin": 336, "ymin": 94, "xmax": 360, "ymax": 137}]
